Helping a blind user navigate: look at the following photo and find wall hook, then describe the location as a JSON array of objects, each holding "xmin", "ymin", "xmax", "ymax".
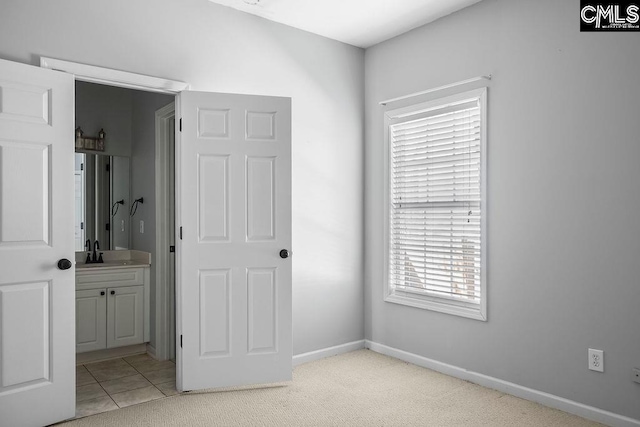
[
  {"xmin": 130, "ymin": 197, "xmax": 144, "ymax": 216},
  {"xmin": 111, "ymin": 199, "xmax": 125, "ymax": 216}
]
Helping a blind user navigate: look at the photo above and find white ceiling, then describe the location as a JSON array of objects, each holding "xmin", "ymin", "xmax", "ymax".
[{"xmin": 207, "ymin": 0, "xmax": 483, "ymax": 48}]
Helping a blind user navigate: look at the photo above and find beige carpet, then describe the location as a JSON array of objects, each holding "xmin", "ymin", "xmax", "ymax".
[{"xmin": 61, "ymin": 350, "xmax": 601, "ymax": 426}]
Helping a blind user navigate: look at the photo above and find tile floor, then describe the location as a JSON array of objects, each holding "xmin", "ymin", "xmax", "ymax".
[{"xmin": 75, "ymin": 354, "xmax": 178, "ymax": 419}]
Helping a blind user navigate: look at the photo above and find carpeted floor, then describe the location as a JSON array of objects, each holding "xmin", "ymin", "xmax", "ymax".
[{"xmin": 60, "ymin": 349, "xmax": 601, "ymax": 426}]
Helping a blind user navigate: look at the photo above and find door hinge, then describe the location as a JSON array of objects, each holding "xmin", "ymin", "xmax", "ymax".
[
  {"xmin": 179, "ymin": 118, "xmax": 182, "ymax": 132},
  {"xmin": 80, "ymin": 163, "xmax": 84, "ymax": 171},
  {"xmin": 169, "ymin": 245, "xmax": 175, "ymax": 253},
  {"xmin": 106, "ymin": 163, "xmax": 110, "ymax": 172},
  {"xmin": 105, "ymin": 223, "xmax": 110, "ymax": 231},
  {"xmin": 80, "ymin": 222, "xmax": 84, "ymax": 230},
  {"xmin": 180, "ymin": 226, "xmax": 183, "ymax": 240},
  {"xmin": 180, "ymin": 335, "xmax": 183, "ymax": 348}
]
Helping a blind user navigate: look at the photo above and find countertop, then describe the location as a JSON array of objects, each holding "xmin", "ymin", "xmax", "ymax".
[{"xmin": 75, "ymin": 250, "xmax": 151, "ymax": 271}]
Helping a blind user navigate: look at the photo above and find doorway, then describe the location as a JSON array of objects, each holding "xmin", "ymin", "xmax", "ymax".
[
  {"xmin": 0, "ymin": 56, "xmax": 293, "ymax": 426},
  {"xmin": 73, "ymin": 80, "xmax": 177, "ymax": 417}
]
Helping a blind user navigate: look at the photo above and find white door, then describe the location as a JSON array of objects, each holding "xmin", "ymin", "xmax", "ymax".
[
  {"xmin": 0, "ymin": 59, "xmax": 75, "ymax": 425},
  {"xmin": 177, "ymin": 92, "xmax": 292, "ymax": 390}
]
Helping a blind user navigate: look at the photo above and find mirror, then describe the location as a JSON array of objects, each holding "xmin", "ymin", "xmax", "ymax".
[{"xmin": 74, "ymin": 153, "xmax": 130, "ymax": 251}]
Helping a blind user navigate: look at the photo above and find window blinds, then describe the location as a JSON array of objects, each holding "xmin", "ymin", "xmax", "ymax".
[{"xmin": 389, "ymin": 98, "xmax": 482, "ymax": 307}]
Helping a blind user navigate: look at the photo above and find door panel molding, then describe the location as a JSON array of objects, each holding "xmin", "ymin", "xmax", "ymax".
[
  {"xmin": 0, "ymin": 140, "xmax": 51, "ymax": 246},
  {"xmin": 247, "ymin": 268, "xmax": 278, "ymax": 355},
  {"xmin": 198, "ymin": 155, "xmax": 230, "ymax": 242},
  {"xmin": 0, "ymin": 281, "xmax": 51, "ymax": 392},
  {"xmin": 199, "ymin": 269, "xmax": 232, "ymax": 358},
  {"xmin": 246, "ymin": 156, "xmax": 276, "ymax": 241}
]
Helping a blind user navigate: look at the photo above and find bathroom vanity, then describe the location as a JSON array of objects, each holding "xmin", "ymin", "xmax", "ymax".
[{"xmin": 75, "ymin": 250, "xmax": 151, "ymax": 354}]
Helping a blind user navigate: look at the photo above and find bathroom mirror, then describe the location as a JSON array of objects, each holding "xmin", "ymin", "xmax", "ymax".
[{"xmin": 74, "ymin": 153, "xmax": 130, "ymax": 251}]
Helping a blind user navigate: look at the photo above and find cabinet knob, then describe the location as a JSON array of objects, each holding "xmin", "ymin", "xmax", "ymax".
[
  {"xmin": 110, "ymin": 290, "xmax": 115, "ymax": 295},
  {"xmin": 100, "ymin": 291, "xmax": 105, "ymax": 296}
]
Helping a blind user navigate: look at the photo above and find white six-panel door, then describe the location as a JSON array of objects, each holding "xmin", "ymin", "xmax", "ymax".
[
  {"xmin": 177, "ymin": 92, "xmax": 292, "ymax": 391},
  {"xmin": 0, "ymin": 59, "xmax": 75, "ymax": 426}
]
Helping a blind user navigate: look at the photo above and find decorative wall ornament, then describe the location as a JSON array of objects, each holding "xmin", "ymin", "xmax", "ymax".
[{"xmin": 75, "ymin": 127, "xmax": 106, "ymax": 152}]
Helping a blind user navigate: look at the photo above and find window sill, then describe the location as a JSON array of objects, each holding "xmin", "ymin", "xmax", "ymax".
[{"xmin": 384, "ymin": 291, "xmax": 487, "ymax": 321}]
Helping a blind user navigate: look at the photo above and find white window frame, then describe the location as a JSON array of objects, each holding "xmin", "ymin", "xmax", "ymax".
[{"xmin": 383, "ymin": 88, "xmax": 487, "ymax": 321}]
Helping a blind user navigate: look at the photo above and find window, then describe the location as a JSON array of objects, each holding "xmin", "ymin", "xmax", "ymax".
[{"xmin": 384, "ymin": 88, "xmax": 487, "ymax": 321}]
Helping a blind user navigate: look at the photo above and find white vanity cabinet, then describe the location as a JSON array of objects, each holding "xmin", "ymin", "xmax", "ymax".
[
  {"xmin": 75, "ymin": 266, "xmax": 150, "ymax": 353},
  {"xmin": 76, "ymin": 289, "xmax": 107, "ymax": 352},
  {"xmin": 106, "ymin": 285, "xmax": 145, "ymax": 348}
]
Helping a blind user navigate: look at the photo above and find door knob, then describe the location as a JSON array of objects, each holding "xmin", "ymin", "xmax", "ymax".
[
  {"xmin": 279, "ymin": 249, "xmax": 290, "ymax": 259},
  {"xmin": 100, "ymin": 291, "xmax": 105, "ymax": 296},
  {"xmin": 57, "ymin": 258, "xmax": 72, "ymax": 270},
  {"xmin": 110, "ymin": 290, "xmax": 115, "ymax": 295}
]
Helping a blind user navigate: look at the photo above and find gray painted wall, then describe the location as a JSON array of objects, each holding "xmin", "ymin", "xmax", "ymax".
[
  {"xmin": 0, "ymin": 0, "xmax": 364, "ymax": 356},
  {"xmin": 76, "ymin": 82, "xmax": 133, "ymax": 249},
  {"xmin": 75, "ymin": 82, "xmax": 132, "ymax": 158},
  {"xmin": 111, "ymin": 156, "xmax": 130, "ymax": 250},
  {"xmin": 364, "ymin": 0, "xmax": 640, "ymax": 420}
]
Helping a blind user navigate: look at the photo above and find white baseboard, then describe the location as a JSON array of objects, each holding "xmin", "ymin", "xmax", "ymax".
[
  {"xmin": 76, "ymin": 343, "xmax": 147, "ymax": 365},
  {"xmin": 146, "ymin": 343, "xmax": 157, "ymax": 360},
  {"xmin": 293, "ymin": 340, "xmax": 365, "ymax": 367},
  {"xmin": 365, "ymin": 340, "xmax": 640, "ymax": 427}
]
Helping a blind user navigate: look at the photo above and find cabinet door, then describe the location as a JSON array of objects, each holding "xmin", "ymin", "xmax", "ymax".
[
  {"xmin": 76, "ymin": 289, "xmax": 107, "ymax": 353},
  {"xmin": 107, "ymin": 285, "xmax": 144, "ymax": 348}
]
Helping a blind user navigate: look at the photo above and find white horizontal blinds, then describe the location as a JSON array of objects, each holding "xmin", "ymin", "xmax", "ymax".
[{"xmin": 389, "ymin": 98, "xmax": 482, "ymax": 305}]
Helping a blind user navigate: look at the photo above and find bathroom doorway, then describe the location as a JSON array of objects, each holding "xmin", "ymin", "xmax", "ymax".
[
  {"xmin": 19, "ymin": 57, "xmax": 293, "ymax": 425},
  {"xmin": 73, "ymin": 80, "xmax": 178, "ymax": 416}
]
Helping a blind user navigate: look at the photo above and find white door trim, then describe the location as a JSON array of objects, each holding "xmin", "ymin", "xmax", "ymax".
[
  {"xmin": 39, "ymin": 57, "xmax": 188, "ymax": 362},
  {"xmin": 154, "ymin": 102, "xmax": 176, "ymax": 361},
  {"xmin": 40, "ymin": 57, "xmax": 189, "ymax": 93}
]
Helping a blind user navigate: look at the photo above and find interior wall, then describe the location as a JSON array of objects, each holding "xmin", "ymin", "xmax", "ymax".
[
  {"xmin": 0, "ymin": 0, "xmax": 365, "ymax": 356},
  {"xmin": 75, "ymin": 82, "xmax": 134, "ymax": 249},
  {"xmin": 111, "ymin": 156, "xmax": 130, "ymax": 250},
  {"xmin": 364, "ymin": 0, "xmax": 640, "ymax": 420},
  {"xmin": 130, "ymin": 91, "xmax": 174, "ymax": 349},
  {"xmin": 75, "ymin": 82, "xmax": 133, "ymax": 158}
]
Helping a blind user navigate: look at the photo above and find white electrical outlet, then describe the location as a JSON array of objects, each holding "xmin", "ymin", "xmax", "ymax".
[
  {"xmin": 588, "ymin": 348, "xmax": 604, "ymax": 372},
  {"xmin": 139, "ymin": 220, "xmax": 144, "ymax": 234}
]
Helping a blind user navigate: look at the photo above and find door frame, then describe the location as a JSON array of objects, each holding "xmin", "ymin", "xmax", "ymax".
[
  {"xmin": 40, "ymin": 57, "xmax": 189, "ymax": 94},
  {"xmin": 40, "ymin": 57, "xmax": 188, "ymax": 361},
  {"xmin": 154, "ymin": 102, "xmax": 176, "ymax": 360}
]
